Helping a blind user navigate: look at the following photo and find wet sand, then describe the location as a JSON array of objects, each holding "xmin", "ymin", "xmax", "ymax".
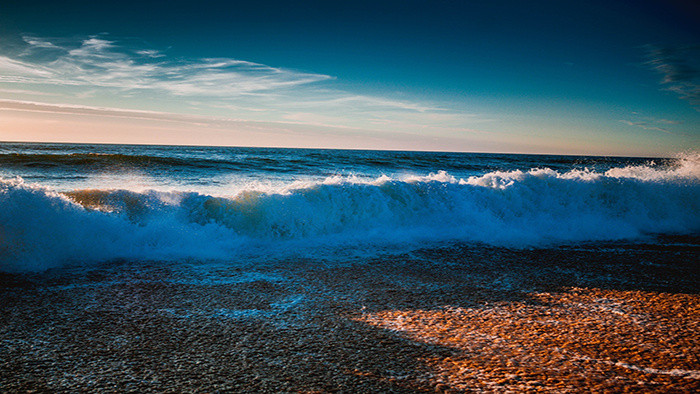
[{"xmin": 1, "ymin": 239, "xmax": 698, "ymax": 392}]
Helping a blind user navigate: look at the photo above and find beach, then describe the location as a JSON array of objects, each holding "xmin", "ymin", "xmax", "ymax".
[
  {"xmin": 1, "ymin": 143, "xmax": 698, "ymax": 391},
  {"xmin": 2, "ymin": 239, "xmax": 698, "ymax": 392},
  {"xmin": 2, "ymin": 1, "xmax": 699, "ymax": 389}
]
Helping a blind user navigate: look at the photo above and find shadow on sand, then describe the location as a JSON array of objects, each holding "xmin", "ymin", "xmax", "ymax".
[{"xmin": 1, "ymin": 236, "xmax": 698, "ymax": 392}]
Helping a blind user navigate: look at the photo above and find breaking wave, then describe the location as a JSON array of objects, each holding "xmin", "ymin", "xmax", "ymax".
[{"xmin": 1, "ymin": 154, "xmax": 698, "ymax": 271}]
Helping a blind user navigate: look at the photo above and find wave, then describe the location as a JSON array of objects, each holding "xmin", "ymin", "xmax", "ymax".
[
  {"xmin": 0, "ymin": 148, "xmax": 659, "ymax": 175},
  {"xmin": 0, "ymin": 152, "xmax": 229, "ymax": 169},
  {"xmin": 1, "ymin": 154, "xmax": 698, "ymax": 271},
  {"xmin": 0, "ymin": 152, "xmax": 291, "ymax": 172}
]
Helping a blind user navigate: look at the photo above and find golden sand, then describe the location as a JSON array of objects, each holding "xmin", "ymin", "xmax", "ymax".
[
  {"xmin": 357, "ymin": 288, "xmax": 700, "ymax": 392},
  {"xmin": 1, "ymin": 242, "xmax": 698, "ymax": 392}
]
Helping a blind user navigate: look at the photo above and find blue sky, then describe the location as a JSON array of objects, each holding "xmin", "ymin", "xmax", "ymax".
[{"xmin": 0, "ymin": 0, "xmax": 698, "ymax": 156}]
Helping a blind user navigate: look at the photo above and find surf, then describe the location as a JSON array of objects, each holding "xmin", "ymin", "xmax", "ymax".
[{"xmin": 1, "ymin": 153, "xmax": 698, "ymax": 272}]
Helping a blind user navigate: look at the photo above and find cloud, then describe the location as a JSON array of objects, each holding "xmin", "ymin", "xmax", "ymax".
[
  {"xmin": 620, "ymin": 113, "xmax": 685, "ymax": 134},
  {"xmin": 0, "ymin": 99, "xmax": 214, "ymax": 125},
  {"xmin": 0, "ymin": 34, "xmax": 487, "ymax": 137},
  {"xmin": 0, "ymin": 98, "xmax": 488, "ymax": 144},
  {"xmin": 1, "ymin": 35, "xmax": 332, "ymax": 97},
  {"xmin": 0, "ymin": 88, "xmax": 57, "ymax": 96},
  {"xmin": 644, "ymin": 44, "xmax": 700, "ymax": 110},
  {"xmin": 21, "ymin": 36, "xmax": 61, "ymax": 50},
  {"xmin": 0, "ymin": 56, "xmax": 53, "ymax": 77},
  {"xmin": 136, "ymin": 49, "xmax": 165, "ymax": 58},
  {"xmin": 621, "ymin": 120, "xmax": 670, "ymax": 134},
  {"xmin": 289, "ymin": 94, "xmax": 441, "ymax": 113}
]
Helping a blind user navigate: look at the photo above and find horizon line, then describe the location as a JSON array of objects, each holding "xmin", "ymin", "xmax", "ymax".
[{"xmin": 0, "ymin": 139, "xmax": 673, "ymax": 160}]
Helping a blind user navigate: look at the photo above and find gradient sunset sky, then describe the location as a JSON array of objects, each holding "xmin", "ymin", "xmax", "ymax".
[{"xmin": 0, "ymin": 0, "xmax": 698, "ymax": 156}]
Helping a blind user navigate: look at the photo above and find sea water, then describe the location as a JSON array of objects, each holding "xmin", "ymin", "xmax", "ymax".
[{"xmin": 0, "ymin": 142, "xmax": 698, "ymax": 272}]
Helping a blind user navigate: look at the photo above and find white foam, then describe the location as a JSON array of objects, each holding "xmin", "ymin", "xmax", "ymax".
[{"xmin": 1, "ymin": 154, "xmax": 698, "ymax": 272}]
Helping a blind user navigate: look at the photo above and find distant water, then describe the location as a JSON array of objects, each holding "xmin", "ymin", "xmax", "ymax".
[{"xmin": 1, "ymin": 142, "xmax": 698, "ymax": 272}]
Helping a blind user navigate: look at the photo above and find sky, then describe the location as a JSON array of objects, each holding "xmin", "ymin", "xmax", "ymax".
[{"xmin": 0, "ymin": 0, "xmax": 698, "ymax": 156}]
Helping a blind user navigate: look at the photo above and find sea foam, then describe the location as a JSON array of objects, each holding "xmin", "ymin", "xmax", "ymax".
[{"xmin": 1, "ymin": 154, "xmax": 698, "ymax": 271}]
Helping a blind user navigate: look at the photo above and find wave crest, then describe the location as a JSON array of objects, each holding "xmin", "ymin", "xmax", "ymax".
[{"xmin": 1, "ymin": 155, "xmax": 698, "ymax": 271}]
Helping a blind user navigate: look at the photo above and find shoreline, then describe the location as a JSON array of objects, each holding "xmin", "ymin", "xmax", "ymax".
[{"xmin": 1, "ymin": 240, "xmax": 698, "ymax": 392}]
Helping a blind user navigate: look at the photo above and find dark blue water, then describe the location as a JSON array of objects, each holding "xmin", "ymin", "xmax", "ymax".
[
  {"xmin": 0, "ymin": 142, "xmax": 662, "ymax": 192},
  {"xmin": 0, "ymin": 142, "xmax": 697, "ymax": 272}
]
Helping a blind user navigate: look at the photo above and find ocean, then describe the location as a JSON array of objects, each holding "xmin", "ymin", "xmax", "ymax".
[
  {"xmin": 0, "ymin": 142, "xmax": 697, "ymax": 272},
  {"xmin": 2, "ymin": 142, "xmax": 700, "ymax": 391}
]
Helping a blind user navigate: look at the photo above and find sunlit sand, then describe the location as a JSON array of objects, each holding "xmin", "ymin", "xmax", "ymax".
[{"xmin": 2, "ymin": 242, "xmax": 697, "ymax": 392}]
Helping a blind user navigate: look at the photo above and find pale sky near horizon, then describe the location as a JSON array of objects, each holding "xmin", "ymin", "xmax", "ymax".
[{"xmin": 0, "ymin": 0, "xmax": 698, "ymax": 156}]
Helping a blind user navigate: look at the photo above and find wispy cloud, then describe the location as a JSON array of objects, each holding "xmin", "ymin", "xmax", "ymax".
[
  {"xmin": 0, "ymin": 35, "xmax": 331, "ymax": 97},
  {"xmin": 0, "ymin": 34, "xmax": 487, "ymax": 137},
  {"xmin": 288, "ymin": 94, "xmax": 442, "ymax": 113},
  {"xmin": 0, "ymin": 56, "xmax": 53, "ymax": 77},
  {"xmin": 0, "ymin": 99, "xmax": 215, "ymax": 125},
  {"xmin": 20, "ymin": 36, "xmax": 61, "ymax": 50},
  {"xmin": 644, "ymin": 44, "xmax": 700, "ymax": 110},
  {"xmin": 135, "ymin": 49, "xmax": 165, "ymax": 58},
  {"xmin": 620, "ymin": 113, "xmax": 684, "ymax": 134},
  {"xmin": 0, "ymin": 88, "xmax": 57, "ymax": 96},
  {"xmin": 621, "ymin": 120, "xmax": 671, "ymax": 134}
]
